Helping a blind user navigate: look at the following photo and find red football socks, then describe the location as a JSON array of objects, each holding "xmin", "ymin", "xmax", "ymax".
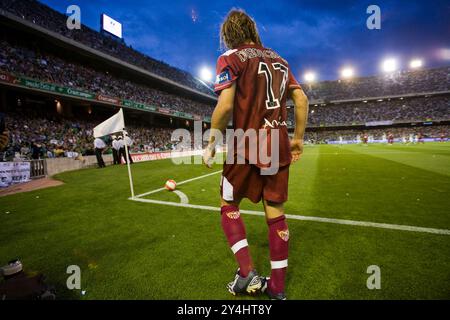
[
  {"xmin": 267, "ymin": 215, "xmax": 289, "ymax": 294},
  {"xmin": 221, "ymin": 205, "xmax": 254, "ymax": 277}
]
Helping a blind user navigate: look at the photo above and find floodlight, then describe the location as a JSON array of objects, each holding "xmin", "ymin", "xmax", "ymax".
[
  {"xmin": 304, "ymin": 72, "xmax": 317, "ymax": 83},
  {"xmin": 382, "ymin": 58, "xmax": 398, "ymax": 73}
]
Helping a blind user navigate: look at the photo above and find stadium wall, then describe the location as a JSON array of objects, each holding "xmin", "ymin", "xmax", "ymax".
[
  {"xmin": 45, "ymin": 150, "xmax": 211, "ymax": 176},
  {"xmin": 45, "ymin": 155, "xmax": 113, "ymax": 176}
]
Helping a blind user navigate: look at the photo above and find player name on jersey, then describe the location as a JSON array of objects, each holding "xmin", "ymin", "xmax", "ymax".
[{"xmin": 235, "ymin": 47, "xmax": 287, "ymax": 64}]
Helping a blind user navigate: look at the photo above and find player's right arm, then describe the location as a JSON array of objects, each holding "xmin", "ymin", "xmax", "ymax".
[
  {"xmin": 203, "ymin": 83, "xmax": 236, "ymax": 168},
  {"xmin": 203, "ymin": 52, "xmax": 240, "ymax": 168},
  {"xmin": 290, "ymin": 88, "xmax": 309, "ymax": 162}
]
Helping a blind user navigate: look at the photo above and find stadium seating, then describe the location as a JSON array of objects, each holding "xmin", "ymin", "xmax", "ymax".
[
  {"xmin": 302, "ymin": 67, "xmax": 450, "ymax": 101},
  {"xmin": 2, "ymin": 111, "xmax": 175, "ymax": 161},
  {"xmin": 1, "ymin": 0, "xmax": 449, "ymax": 160},
  {"xmin": 0, "ymin": 0, "xmax": 214, "ymax": 95},
  {"xmin": 2, "ymin": 34, "xmax": 448, "ymax": 130},
  {"xmin": 293, "ymin": 95, "xmax": 450, "ymax": 127},
  {"xmin": 3, "ymin": 105, "xmax": 447, "ymax": 160},
  {"xmin": 0, "ymin": 36, "xmax": 215, "ymax": 118},
  {"xmin": 304, "ymin": 125, "xmax": 448, "ymax": 144}
]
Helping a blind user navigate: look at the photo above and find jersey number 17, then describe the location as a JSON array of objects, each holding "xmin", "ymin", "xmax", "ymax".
[{"xmin": 258, "ymin": 62, "xmax": 289, "ymax": 110}]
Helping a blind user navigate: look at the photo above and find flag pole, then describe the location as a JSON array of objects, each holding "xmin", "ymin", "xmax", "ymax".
[
  {"xmin": 123, "ymin": 129, "xmax": 135, "ymax": 198},
  {"xmin": 121, "ymin": 109, "xmax": 135, "ymax": 198}
]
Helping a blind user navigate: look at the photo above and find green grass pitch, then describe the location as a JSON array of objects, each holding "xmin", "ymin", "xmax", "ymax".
[{"xmin": 1, "ymin": 142, "xmax": 449, "ymax": 299}]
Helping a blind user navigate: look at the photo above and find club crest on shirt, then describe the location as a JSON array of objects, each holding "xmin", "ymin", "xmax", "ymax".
[
  {"xmin": 226, "ymin": 210, "xmax": 240, "ymax": 219},
  {"xmin": 277, "ymin": 229, "xmax": 289, "ymax": 241}
]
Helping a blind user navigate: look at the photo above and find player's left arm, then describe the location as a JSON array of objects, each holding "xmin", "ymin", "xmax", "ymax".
[
  {"xmin": 290, "ymin": 87, "xmax": 309, "ymax": 162},
  {"xmin": 286, "ymin": 65, "xmax": 309, "ymax": 162},
  {"xmin": 203, "ymin": 83, "xmax": 236, "ymax": 168}
]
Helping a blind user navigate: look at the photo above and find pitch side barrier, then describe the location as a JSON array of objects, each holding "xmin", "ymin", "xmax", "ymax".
[
  {"xmin": 124, "ymin": 147, "xmax": 227, "ymax": 164},
  {"xmin": 327, "ymin": 138, "xmax": 442, "ymax": 144}
]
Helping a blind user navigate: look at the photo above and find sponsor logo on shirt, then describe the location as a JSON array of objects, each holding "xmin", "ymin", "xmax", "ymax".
[
  {"xmin": 215, "ymin": 69, "xmax": 231, "ymax": 85},
  {"xmin": 263, "ymin": 118, "xmax": 288, "ymax": 129}
]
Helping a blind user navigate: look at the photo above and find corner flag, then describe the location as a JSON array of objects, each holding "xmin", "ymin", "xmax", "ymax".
[{"xmin": 93, "ymin": 108, "xmax": 125, "ymax": 138}]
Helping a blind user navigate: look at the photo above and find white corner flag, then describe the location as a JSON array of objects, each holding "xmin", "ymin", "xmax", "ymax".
[
  {"xmin": 93, "ymin": 108, "xmax": 135, "ymax": 198},
  {"xmin": 93, "ymin": 108, "xmax": 125, "ymax": 138}
]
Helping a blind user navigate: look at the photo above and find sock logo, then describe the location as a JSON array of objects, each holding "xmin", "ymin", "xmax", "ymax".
[
  {"xmin": 226, "ymin": 210, "xmax": 240, "ymax": 219},
  {"xmin": 277, "ymin": 229, "xmax": 289, "ymax": 241}
]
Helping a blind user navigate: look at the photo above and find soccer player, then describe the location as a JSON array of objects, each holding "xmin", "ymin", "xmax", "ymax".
[
  {"xmin": 418, "ymin": 131, "xmax": 424, "ymax": 144},
  {"xmin": 363, "ymin": 133, "xmax": 368, "ymax": 145},
  {"xmin": 401, "ymin": 135, "xmax": 407, "ymax": 144},
  {"xmin": 388, "ymin": 132, "xmax": 394, "ymax": 145},
  {"xmin": 203, "ymin": 9, "xmax": 308, "ymax": 300}
]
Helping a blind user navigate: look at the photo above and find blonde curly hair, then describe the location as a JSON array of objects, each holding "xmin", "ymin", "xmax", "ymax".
[{"xmin": 220, "ymin": 9, "xmax": 262, "ymax": 50}]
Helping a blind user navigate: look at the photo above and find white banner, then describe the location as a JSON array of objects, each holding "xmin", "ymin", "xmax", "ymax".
[
  {"xmin": 125, "ymin": 148, "xmax": 227, "ymax": 164},
  {"xmin": 365, "ymin": 120, "xmax": 394, "ymax": 127},
  {"xmin": 0, "ymin": 162, "xmax": 31, "ymax": 188},
  {"xmin": 124, "ymin": 150, "xmax": 203, "ymax": 164}
]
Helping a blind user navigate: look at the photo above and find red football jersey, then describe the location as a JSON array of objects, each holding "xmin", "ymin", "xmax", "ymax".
[{"xmin": 214, "ymin": 44, "xmax": 302, "ymax": 168}]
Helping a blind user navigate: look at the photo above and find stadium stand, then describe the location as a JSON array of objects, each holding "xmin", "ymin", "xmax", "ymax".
[
  {"xmin": 302, "ymin": 67, "xmax": 450, "ymax": 101},
  {"xmin": 2, "ymin": 28, "xmax": 447, "ymax": 129},
  {"xmin": 0, "ymin": 34, "xmax": 215, "ymax": 119},
  {"xmin": 3, "ymin": 104, "xmax": 447, "ymax": 161},
  {"xmin": 0, "ymin": 0, "xmax": 215, "ymax": 96},
  {"xmin": 3, "ymin": 110, "xmax": 176, "ymax": 161},
  {"xmin": 0, "ymin": 1, "xmax": 449, "ymax": 162},
  {"xmin": 304, "ymin": 125, "xmax": 448, "ymax": 144},
  {"xmin": 293, "ymin": 95, "xmax": 450, "ymax": 127}
]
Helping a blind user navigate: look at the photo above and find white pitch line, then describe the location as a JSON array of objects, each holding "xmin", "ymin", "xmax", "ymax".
[
  {"xmin": 173, "ymin": 190, "xmax": 189, "ymax": 204},
  {"xmin": 302, "ymin": 151, "xmax": 447, "ymax": 155},
  {"xmin": 129, "ymin": 197, "xmax": 450, "ymax": 236},
  {"xmin": 135, "ymin": 170, "xmax": 222, "ymax": 198}
]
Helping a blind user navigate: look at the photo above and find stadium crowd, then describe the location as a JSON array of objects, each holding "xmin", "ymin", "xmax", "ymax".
[
  {"xmin": 0, "ymin": 0, "xmax": 214, "ymax": 95},
  {"xmin": 2, "ymin": 0, "xmax": 450, "ymax": 105},
  {"xmin": 303, "ymin": 67, "xmax": 450, "ymax": 101},
  {"xmin": 298, "ymin": 95, "xmax": 450, "ymax": 126},
  {"xmin": 304, "ymin": 125, "xmax": 448, "ymax": 143},
  {"xmin": 3, "ymin": 34, "xmax": 448, "ymax": 128},
  {"xmin": 2, "ymin": 105, "xmax": 447, "ymax": 161},
  {"xmin": 1, "ymin": 111, "xmax": 177, "ymax": 161},
  {"xmin": 0, "ymin": 37, "xmax": 215, "ymax": 118},
  {"xmin": 1, "ymin": 1, "xmax": 449, "ymax": 162},
  {"xmin": 2, "ymin": 36, "xmax": 449, "ymax": 128}
]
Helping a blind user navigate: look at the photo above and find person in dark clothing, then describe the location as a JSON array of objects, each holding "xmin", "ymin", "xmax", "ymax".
[
  {"xmin": 94, "ymin": 137, "xmax": 106, "ymax": 168},
  {"xmin": 31, "ymin": 142, "xmax": 43, "ymax": 160},
  {"xmin": 118, "ymin": 134, "xmax": 134, "ymax": 164},
  {"xmin": 111, "ymin": 135, "xmax": 120, "ymax": 165}
]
